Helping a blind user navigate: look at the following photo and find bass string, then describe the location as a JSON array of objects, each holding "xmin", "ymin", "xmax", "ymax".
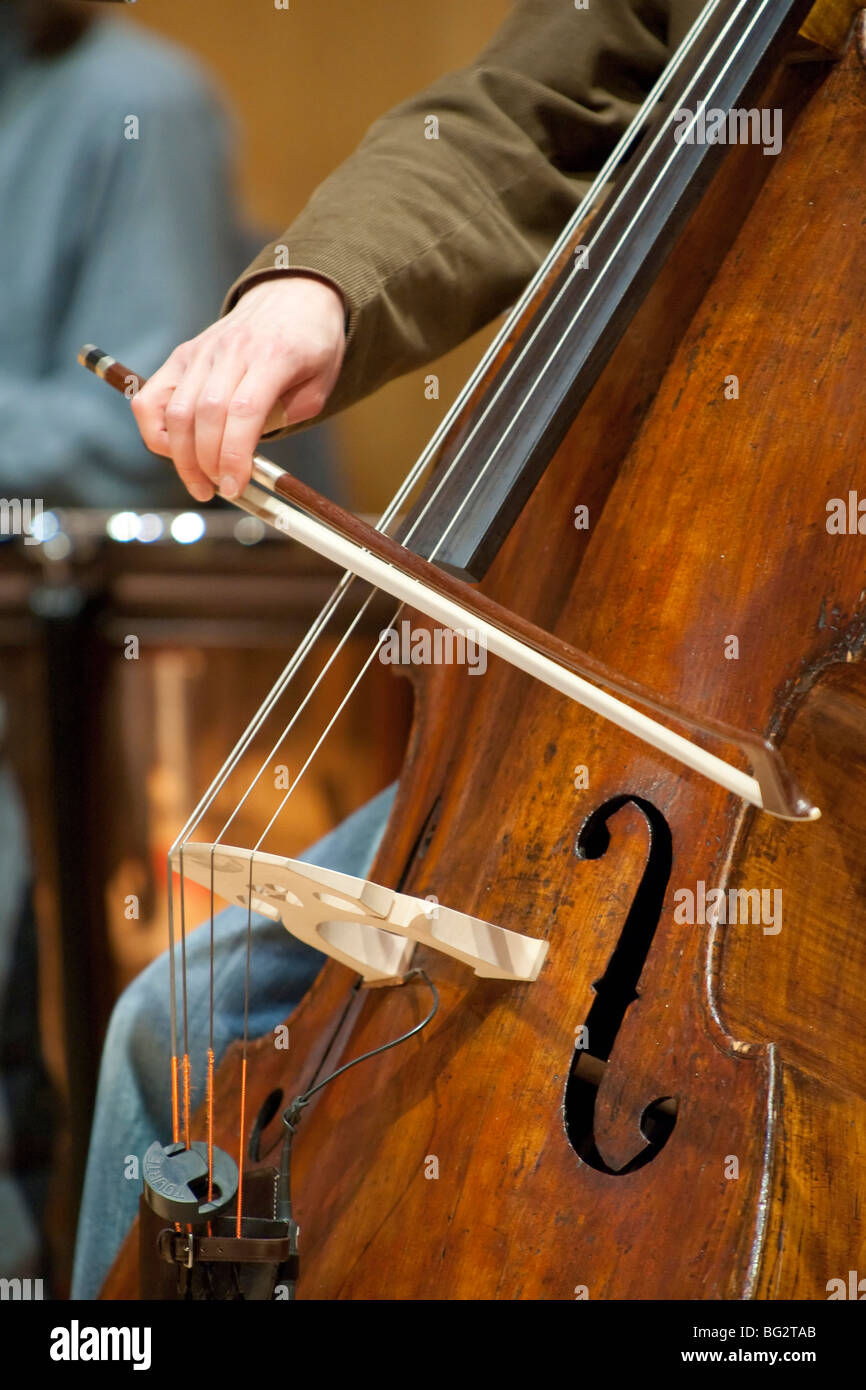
[
  {"xmin": 174, "ymin": 0, "xmax": 739, "ymax": 1177},
  {"xmin": 210, "ymin": 584, "xmax": 383, "ymax": 851},
  {"xmin": 230, "ymin": 603, "xmax": 407, "ymax": 1230},
  {"xmin": 211, "ymin": 0, "xmax": 756, "ymax": 874},
  {"xmin": 177, "ymin": 0, "xmax": 743, "ymax": 1181},
  {"xmin": 166, "ymin": 0, "xmax": 745, "ymax": 1186},
  {"xmin": 252, "ymin": 608, "xmax": 402, "ymax": 853},
  {"xmin": 179, "ymin": 0, "xmax": 733, "ymax": 877},
  {"xmin": 172, "ymin": 0, "xmax": 726, "ymax": 860},
  {"xmin": 222, "ymin": 0, "xmax": 767, "ymax": 1222},
  {"xmin": 246, "ymin": 0, "xmax": 769, "ymax": 827},
  {"xmin": 408, "ymin": 0, "xmax": 763, "ymax": 563},
  {"xmin": 195, "ymin": 0, "xmax": 748, "ymax": 857},
  {"xmin": 235, "ymin": 854, "xmax": 255, "ymax": 1238}
]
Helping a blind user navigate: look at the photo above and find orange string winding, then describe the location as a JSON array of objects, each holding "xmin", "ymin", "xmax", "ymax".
[
  {"xmin": 170, "ymin": 1055, "xmax": 179, "ymax": 1145},
  {"xmin": 206, "ymin": 1047, "xmax": 215, "ymax": 1203},
  {"xmin": 182, "ymin": 1053, "xmax": 191, "ymax": 1150}
]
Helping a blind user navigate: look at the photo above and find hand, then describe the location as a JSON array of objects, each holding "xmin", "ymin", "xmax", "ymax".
[{"xmin": 130, "ymin": 275, "xmax": 347, "ymax": 502}]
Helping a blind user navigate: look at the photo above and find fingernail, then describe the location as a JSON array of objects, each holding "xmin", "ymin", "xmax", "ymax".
[
  {"xmin": 220, "ymin": 475, "xmax": 239, "ymax": 499},
  {"xmin": 190, "ymin": 484, "xmax": 214, "ymax": 502}
]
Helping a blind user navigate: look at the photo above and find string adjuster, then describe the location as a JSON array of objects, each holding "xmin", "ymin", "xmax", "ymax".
[{"xmin": 158, "ymin": 1229, "xmax": 196, "ymax": 1270}]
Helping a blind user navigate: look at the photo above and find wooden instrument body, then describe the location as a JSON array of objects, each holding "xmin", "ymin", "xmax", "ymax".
[{"xmin": 106, "ymin": 23, "xmax": 866, "ymax": 1300}]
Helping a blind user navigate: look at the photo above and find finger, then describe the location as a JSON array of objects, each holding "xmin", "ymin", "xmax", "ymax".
[
  {"xmin": 193, "ymin": 345, "xmax": 262, "ymax": 484},
  {"xmin": 130, "ymin": 380, "xmax": 174, "ymax": 458},
  {"xmin": 130, "ymin": 349, "xmax": 192, "ymax": 458},
  {"xmin": 163, "ymin": 353, "xmax": 218, "ymax": 502},
  {"xmin": 215, "ymin": 362, "xmax": 306, "ymax": 498}
]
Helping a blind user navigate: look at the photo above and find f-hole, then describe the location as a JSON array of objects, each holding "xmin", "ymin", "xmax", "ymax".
[{"xmin": 564, "ymin": 794, "xmax": 678, "ymax": 1174}]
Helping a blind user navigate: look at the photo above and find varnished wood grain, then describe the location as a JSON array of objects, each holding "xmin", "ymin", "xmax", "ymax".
[
  {"xmin": 108, "ymin": 28, "xmax": 866, "ymax": 1300},
  {"xmin": 717, "ymin": 664, "xmax": 866, "ymax": 1295}
]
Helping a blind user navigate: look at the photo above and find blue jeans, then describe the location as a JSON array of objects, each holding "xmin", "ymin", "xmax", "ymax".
[
  {"xmin": 71, "ymin": 784, "xmax": 396, "ymax": 1300},
  {"xmin": 0, "ymin": 761, "xmax": 54, "ymax": 1282}
]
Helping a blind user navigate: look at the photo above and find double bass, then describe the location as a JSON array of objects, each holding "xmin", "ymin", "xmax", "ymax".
[{"xmin": 91, "ymin": 0, "xmax": 865, "ymax": 1300}]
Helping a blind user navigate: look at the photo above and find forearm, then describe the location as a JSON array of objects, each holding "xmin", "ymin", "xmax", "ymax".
[
  {"xmin": 222, "ymin": 0, "xmax": 674, "ymax": 418},
  {"xmin": 132, "ymin": 1, "xmax": 679, "ymax": 500}
]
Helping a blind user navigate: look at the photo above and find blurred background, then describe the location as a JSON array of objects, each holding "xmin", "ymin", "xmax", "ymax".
[
  {"xmin": 0, "ymin": 0, "xmax": 509, "ymax": 1295},
  {"xmin": 138, "ymin": 0, "xmax": 512, "ymax": 516}
]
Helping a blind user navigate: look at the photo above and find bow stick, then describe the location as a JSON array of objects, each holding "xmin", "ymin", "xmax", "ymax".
[{"xmin": 78, "ymin": 345, "xmax": 820, "ymax": 822}]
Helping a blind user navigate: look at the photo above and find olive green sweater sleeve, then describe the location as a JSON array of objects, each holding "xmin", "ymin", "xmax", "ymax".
[{"xmin": 221, "ymin": 0, "xmax": 695, "ymax": 426}]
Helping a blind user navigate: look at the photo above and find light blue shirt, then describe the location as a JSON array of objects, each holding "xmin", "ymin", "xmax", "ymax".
[{"xmin": 0, "ymin": 14, "xmax": 335, "ymax": 508}]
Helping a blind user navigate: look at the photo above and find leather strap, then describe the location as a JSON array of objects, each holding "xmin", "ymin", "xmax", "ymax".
[{"xmin": 158, "ymin": 1228, "xmax": 294, "ymax": 1268}]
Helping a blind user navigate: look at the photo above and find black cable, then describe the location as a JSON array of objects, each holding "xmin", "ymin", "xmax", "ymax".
[{"xmin": 275, "ymin": 967, "xmax": 438, "ymax": 1222}]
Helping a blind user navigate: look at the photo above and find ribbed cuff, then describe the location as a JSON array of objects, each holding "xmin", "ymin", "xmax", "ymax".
[{"xmin": 219, "ymin": 239, "xmax": 375, "ymax": 347}]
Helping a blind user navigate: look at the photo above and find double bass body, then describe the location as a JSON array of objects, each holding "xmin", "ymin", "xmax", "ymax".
[{"xmin": 108, "ymin": 17, "xmax": 866, "ymax": 1300}]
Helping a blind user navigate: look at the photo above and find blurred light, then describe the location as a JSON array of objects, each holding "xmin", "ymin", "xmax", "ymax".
[
  {"xmin": 43, "ymin": 533, "xmax": 72, "ymax": 562},
  {"xmin": 29, "ymin": 509, "xmax": 60, "ymax": 543},
  {"xmin": 137, "ymin": 513, "xmax": 164, "ymax": 543},
  {"xmin": 107, "ymin": 511, "xmax": 139, "ymax": 542},
  {"xmin": 170, "ymin": 512, "xmax": 206, "ymax": 545},
  {"xmin": 234, "ymin": 516, "xmax": 266, "ymax": 546}
]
